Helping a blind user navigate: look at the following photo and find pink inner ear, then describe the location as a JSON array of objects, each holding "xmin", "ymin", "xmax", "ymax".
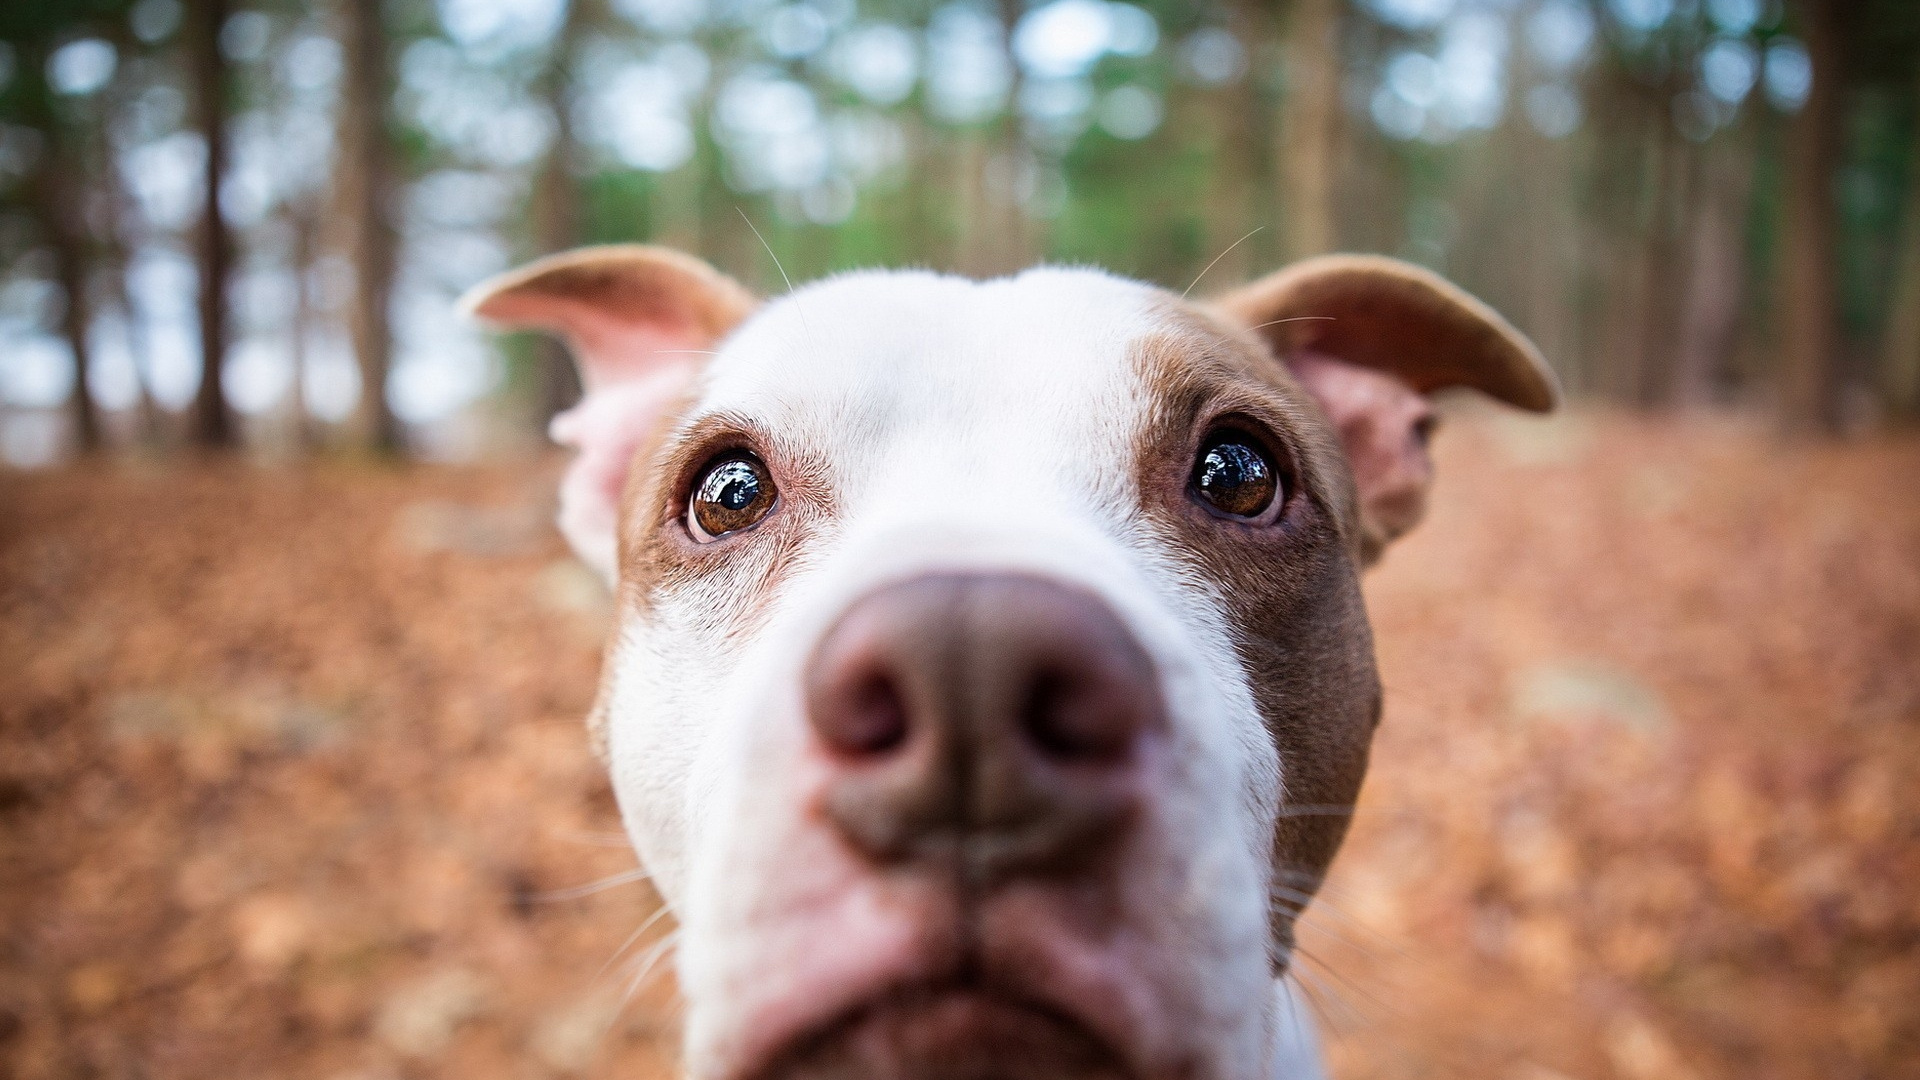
[
  {"xmin": 573, "ymin": 320, "xmax": 701, "ymax": 392},
  {"xmin": 479, "ymin": 291, "xmax": 702, "ymax": 393},
  {"xmin": 1288, "ymin": 352, "xmax": 1437, "ymax": 548},
  {"xmin": 466, "ymin": 247, "xmax": 757, "ymax": 582},
  {"xmin": 549, "ymin": 360, "xmax": 700, "ymax": 583}
]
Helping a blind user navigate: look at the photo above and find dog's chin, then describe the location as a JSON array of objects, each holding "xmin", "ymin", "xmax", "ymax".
[{"xmin": 757, "ymin": 985, "xmax": 1134, "ymax": 1080}]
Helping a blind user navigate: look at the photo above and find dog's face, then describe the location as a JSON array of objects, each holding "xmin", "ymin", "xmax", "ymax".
[{"xmin": 465, "ymin": 249, "xmax": 1554, "ymax": 1080}]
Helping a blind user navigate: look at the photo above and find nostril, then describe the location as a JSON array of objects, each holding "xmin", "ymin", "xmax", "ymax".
[
  {"xmin": 815, "ymin": 673, "xmax": 910, "ymax": 758},
  {"xmin": 1021, "ymin": 670, "xmax": 1140, "ymax": 764}
]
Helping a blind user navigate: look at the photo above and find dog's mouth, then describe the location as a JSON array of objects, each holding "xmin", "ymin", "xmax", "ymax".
[{"xmin": 753, "ymin": 980, "xmax": 1135, "ymax": 1080}]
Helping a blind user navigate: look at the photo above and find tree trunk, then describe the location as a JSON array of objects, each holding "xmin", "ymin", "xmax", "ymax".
[
  {"xmin": 98, "ymin": 22, "xmax": 165, "ymax": 447},
  {"xmin": 957, "ymin": 0, "xmax": 1032, "ymax": 277},
  {"xmin": 1278, "ymin": 0, "xmax": 1341, "ymax": 260},
  {"xmin": 49, "ymin": 214, "xmax": 100, "ymax": 452},
  {"xmin": 186, "ymin": 0, "xmax": 234, "ymax": 447},
  {"xmin": 899, "ymin": 113, "xmax": 936, "ymax": 269},
  {"xmin": 1879, "ymin": 73, "xmax": 1920, "ymax": 416},
  {"xmin": 335, "ymin": 0, "xmax": 401, "ymax": 453},
  {"xmin": 35, "ymin": 130, "xmax": 101, "ymax": 452},
  {"xmin": 1637, "ymin": 119, "xmax": 1696, "ymax": 406},
  {"xmin": 287, "ymin": 201, "xmax": 320, "ymax": 451},
  {"xmin": 105, "ymin": 164, "xmax": 163, "ymax": 447},
  {"xmin": 954, "ymin": 131, "xmax": 992, "ymax": 275},
  {"xmin": 1514, "ymin": 103, "xmax": 1580, "ymax": 392},
  {"xmin": 1196, "ymin": 3, "xmax": 1269, "ymax": 289},
  {"xmin": 1593, "ymin": 83, "xmax": 1659, "ymax": 403},
  {"xmin": 529, "ymin": 0, "xmax": 589, "ymax": 428},
  {"xmin": 1674, "ymin": 131, "xmax": 1755, "ymax": 406},
  {"xmin": 1779, "ymin": 0, "xmax": 1846, "ymax": 433},
  {"xmin": 657, "ymin": 38, "xmax": 709, "ymax": 256}
]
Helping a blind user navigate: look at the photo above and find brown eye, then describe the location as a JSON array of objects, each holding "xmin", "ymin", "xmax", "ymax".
[
  {"xmin": 689, "ymin": 453, "xmax": 776, "ymax": 542},
  {"xmin": 1192, "ymin": 434, "xmax": 1280, "ymax": 519}
]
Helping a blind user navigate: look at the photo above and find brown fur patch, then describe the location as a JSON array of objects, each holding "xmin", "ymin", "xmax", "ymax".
[
  {"xmin": 581, "ymin": 397, "xmax": 840, "ymax": 760},
  {"xmin": 619, "ymin": 409, "xmax": 838, "ymax": 616},
  {"xmin": 1130, "ymin": 306, "xmax": 1383, "ymax": 970}
]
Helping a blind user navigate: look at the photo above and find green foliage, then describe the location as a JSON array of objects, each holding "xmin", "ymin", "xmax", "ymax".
[
  {"xmin": 1052, "ymin": 127, "xmax": 1212, "ymax": 283},
  {"xmin": 2, "ymin": 0, "xmax": 1918, "ymax": 449},
  {"xmin": 1839, "ymin": 86, "xmax": 1918, "ymax": 338},
  {"xmin": 581, "ymin": 169, "xmax": 659, "ymax": 244}
]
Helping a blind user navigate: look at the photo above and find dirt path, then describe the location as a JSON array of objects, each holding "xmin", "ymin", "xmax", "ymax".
[{"xmin": 2, "ymin": 410, "xmax": 1917, "ymax": 1080}]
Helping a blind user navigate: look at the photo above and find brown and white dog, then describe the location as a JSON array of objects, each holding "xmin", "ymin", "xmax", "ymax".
[{"xmin": 462, "ymin": 248, "xmax": 1555, "ymax": 1080}]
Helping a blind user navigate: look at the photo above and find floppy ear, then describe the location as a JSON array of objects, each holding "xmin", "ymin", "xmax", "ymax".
[
  {"xmin": 1210, "ymin": 254, "xmax": 1558, "ymax": 563},
  {"xmin": 460, "ymin": 245, "xmax": 757, "ymax": 584}
]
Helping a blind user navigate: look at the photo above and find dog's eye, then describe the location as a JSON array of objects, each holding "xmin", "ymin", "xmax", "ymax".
[
  {"xmin": 1191, "ymin": 434, "xmax": 1280, "ymax": 520},
  {"xmin": 689, "ymin": 453, "xmax": 776, "ymax": 541}
]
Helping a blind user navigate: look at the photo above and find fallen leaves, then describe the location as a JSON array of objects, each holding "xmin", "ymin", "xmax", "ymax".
[{"xmin": 1, "ymin": 410, "xmax": 1916, "ymax": 1079}]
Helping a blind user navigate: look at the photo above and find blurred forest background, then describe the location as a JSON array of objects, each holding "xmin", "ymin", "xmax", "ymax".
[
  {"xmin": 1, "ymin": 0, "xmax": 1918, "ymax": 464},
  {"xmin": 5, "ymin": 4, "xmax": 1920, "ymax": 1079}
]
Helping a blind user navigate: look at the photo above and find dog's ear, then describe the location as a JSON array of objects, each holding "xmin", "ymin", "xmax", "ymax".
[
  {"xmin": 461, "ymin": 245, "xmax": 757, "ymax": 583},
  {"xmin": 1210, "ymin": 254, "xmax": 1557, "ymax": 563}
]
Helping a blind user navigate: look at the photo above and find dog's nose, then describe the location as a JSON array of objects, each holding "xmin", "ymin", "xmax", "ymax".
[{"xmin": 805, "ymin": 574, "xmax": 1164, "ymax": 880}]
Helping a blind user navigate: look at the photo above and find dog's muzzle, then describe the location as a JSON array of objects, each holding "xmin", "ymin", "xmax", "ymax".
[{"xmin": 736, "ymin": 572, "xmax": 1172, "ymax": 1080}]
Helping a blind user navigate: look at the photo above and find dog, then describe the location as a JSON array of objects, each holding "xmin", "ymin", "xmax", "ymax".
[{"xmin": 461, "ymin": 246, "xmax": 1555, "ymax": 1080}]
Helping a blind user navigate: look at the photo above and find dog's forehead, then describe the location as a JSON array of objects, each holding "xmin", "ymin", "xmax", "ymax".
[{"xmin": 697, "ymin": 268, "xmax": 1174, "ymax": 452}]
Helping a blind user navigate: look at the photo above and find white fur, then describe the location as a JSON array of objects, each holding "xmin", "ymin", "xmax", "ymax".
[{"xmin": 591, "ymin": 268, "xmax": 1323, "ymax": 1080}]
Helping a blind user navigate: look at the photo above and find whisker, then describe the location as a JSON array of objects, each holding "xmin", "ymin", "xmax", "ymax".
[
  {"xmin": 1247, "ymin": 315, "xmax": 1337, "ymax": 332},
  {"xmin": 1292, "ymin": 943, "xmax": 1394, "ymax": 1029},
  {"xmin": 1271, "ymin": 858, "xmax": 1396, "ymax": 910},
  {"xmin": 739, "ymin": 207, "xmax": 798, "ymax": 297},
  {"xmin": 1277, "ymin": 968, "xmax": 1314, "ymax": 1039},
  {"xmin": 1272, "ymin": 894, "xmax": 1371, "ymax": 952},
  {"xmin": 620, "ymin": 930, "xmax": 683, "ymax": 1009},
  {"xmin": 1273, "ymin": 802, "xmax": 1425, "ymax": 825},
  {"xmin": 1271, "ymin": 871, "xmax": 1418, "ymax": 962},
  {"xmin": 551, "ymin": 829, "xmax": 635, "ymax": 848},
  {"xmin": 533, "ymin": 866, "xmax": 652, "ymax": 903},
  {"xmin": 1310, "ymin": 955, "xmax": 1476, "ymax": 1080},
  {"xmin": 1273, "ymin": 892, "xmax": 1405, "ymax": 967},
  {"xmin": 1269, "ymin": 865, "xmax": 1329, "ymax": 891},
  {"xmin": 1270, "ymin": 885, "xmax": 1355, "ymax": 927},
  {"xmin": 1270, "ymin": 884, "xmax": 1346, "ymax": 920},
  {"xmin": 1285, "ymin": 966, "xmax": 1330, "ymax": 1024},
  {"xmin": 605, "ymin": 930, "xmax": 687, "ymax": 1053},
  {"xmin": 1272, "ymin": 804, "xmax": 1359, "ymax": 820},
  {"xmin": 1270, "ymin": 886, "xmax": 1332, "ymax": 920},
  {"xmin": 1289, "ymin": 950, "xmax": 1364, "ymax": 1038},
  {"xmin": 1295, "ymin": 958, "xmax": 1465, "ymax": 1078},
  {"xmin": 603, "ymin": 931, "xmax": 684, "ymax": 1056},
  {"xmin": 1312, "ymin": 973, "xmax": 1381, "ymax": 1045},
  {"xmin": 596, "ymin": 903, "xmax": 676, "ymax": 982},
  {"xmin": 1286, "ymin": 963, "xmax": 1352, "ymax": 1039},
  {"xmin": 1270, "ymin": 863, "xmax": 1397, "ymax": 922},
  {"xmin": 737, "ymin": 205, "xmax": 818, "ymax": 360},
  {"xmin": 1182, "ymin": 225, "xmax": 1264, "ymax": 299},
  {"xmin": 653, "ymin": 349, "xmax": 724, "ymax": 357}
]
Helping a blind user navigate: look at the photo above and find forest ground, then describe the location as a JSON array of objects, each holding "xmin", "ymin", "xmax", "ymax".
[{"xmin": 3, "ymin": 407, "xmax": 1917, "ymax": 1080}]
